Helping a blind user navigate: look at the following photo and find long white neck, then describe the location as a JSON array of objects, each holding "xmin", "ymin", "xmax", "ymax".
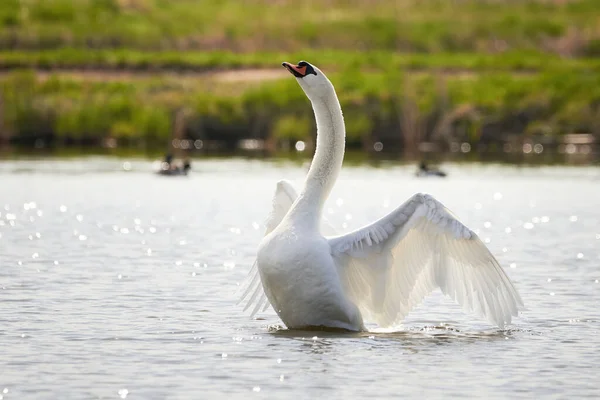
[{"xmin": 286, "ymin": 90, "xmax": 346, "ymax": 230}]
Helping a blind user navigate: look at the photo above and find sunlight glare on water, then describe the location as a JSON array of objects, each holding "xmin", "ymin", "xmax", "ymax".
[{"xmin": 0, "ymin": 158, "xmax": 599, "ymax": 398}]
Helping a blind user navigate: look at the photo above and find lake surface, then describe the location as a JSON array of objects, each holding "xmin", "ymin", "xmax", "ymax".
[{"xmin": 1, "ymin": 158, "xmax": 599, "ymax": 399}]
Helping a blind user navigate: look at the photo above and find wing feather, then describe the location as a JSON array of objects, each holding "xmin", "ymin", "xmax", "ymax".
[
  {"xmin": 328, "ymin": 193, "xmax": 524, "ymax": 328},
  {"xmin": 238, "ymin": 180, "xmax": 298, "ymax": 314}
]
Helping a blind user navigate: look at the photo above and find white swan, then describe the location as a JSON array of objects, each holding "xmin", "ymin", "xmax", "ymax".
[{"xmin": 240, "ymin": 61, "xmax": 524, "ymax": 331}]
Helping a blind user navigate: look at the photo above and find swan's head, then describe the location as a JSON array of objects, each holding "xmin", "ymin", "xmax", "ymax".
[{"xmin": 281, "ymin": 61, "xmax": 334, "ymax": 100}]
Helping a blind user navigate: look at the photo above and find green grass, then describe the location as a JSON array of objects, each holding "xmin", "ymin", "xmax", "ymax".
[
  {"xmin": 2, "ymin": 48, "xmax": 600, "ymax": 73},
  {"xmin": 2, "ymin": 0, "xmax": 600, "ymax": 56},
  {"xmin": 3, "ymin": 68, "xmax": 600, "ymax": 149}
]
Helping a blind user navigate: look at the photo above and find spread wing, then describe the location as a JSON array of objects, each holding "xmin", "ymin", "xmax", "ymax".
[
  {"xmin": 328, "ymin": 193, "xmax": 524, "ymax": 328},
  {"xmin": 238, "ymin": 180, "xmax": 336, "ymax": 317}
]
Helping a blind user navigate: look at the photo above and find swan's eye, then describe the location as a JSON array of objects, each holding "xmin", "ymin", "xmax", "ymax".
[{"xmin": 304, "ymin": 64, "xmax": 317, "ymax": 76}]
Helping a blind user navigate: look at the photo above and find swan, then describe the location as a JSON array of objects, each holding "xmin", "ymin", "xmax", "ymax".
[{"xmin": 239, "ymin": 61, "xmax": 523, "ymax": 331}]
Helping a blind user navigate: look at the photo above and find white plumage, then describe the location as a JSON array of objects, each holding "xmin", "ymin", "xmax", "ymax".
[
  {"xmin": 329, "ymin": 193, "xmax": 522, "ymax": 328},
  {"xmin": 239, "ymin": 61, "xmax": 523, "ymax": 331}
]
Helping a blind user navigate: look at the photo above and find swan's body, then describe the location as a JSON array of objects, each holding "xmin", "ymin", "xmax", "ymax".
[{"xmin": 240, "ymin": 61, "xmax": 523, "ymax": 331}]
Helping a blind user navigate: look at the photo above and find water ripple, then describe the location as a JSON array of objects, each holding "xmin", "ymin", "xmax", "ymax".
[{"xmin": 0, "ymin": 159, "xmax": 599, "ymax": 398}]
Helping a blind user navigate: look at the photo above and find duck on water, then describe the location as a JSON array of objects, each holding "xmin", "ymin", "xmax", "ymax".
[
  {"xmin": 156, "ymin": 154, "xmax": 191, "ymax": 176},
  {"xmin": 240, "ymin": 61, "xmax": 523, "ymax": 332},
  {"xmin": 416, "ymin": 161, "xmax": 447, "ymax": 177}
]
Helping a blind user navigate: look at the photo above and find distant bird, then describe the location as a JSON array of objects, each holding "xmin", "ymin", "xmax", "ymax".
[
  {"xmin": 416, "ymin": 161, "xmax": 447, "ymax": 177},
  {"xmin": 156, "ymin": 155, "xmax": 191, "ymax": 176},
  {"xmin": 239, "ymin": 60, "xmax": 523, "ymax": 332}
]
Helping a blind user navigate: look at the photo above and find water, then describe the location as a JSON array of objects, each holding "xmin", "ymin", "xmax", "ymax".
[{"xmin": 1, "ymin": 158, "xmax": 599, "ymax": 399}]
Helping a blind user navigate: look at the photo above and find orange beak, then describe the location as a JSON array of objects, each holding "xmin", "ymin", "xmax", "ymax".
[{"xmin": 282, "ymin": 62, "xmax": 308, "ymax": 78}]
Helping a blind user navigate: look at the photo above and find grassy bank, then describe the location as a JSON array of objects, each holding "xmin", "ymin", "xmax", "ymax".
[
  {"xmin": 2, "ymin": 68, "xmax": 599, "ymax": 150},
  {"xmin": 1, "ymin": 0, "xmax": 599, "ymax": 148}
]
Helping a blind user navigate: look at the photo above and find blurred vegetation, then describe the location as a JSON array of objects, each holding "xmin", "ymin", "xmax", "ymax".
[
  {"xmin": 3, "ymin": 0, "xmax": 600, "ymax": 55},
  {"xmin": 1, "ymin": 48, "xmax": 600, "ymax": 72},
  {"xmin": 3, "ymin": 68, "xmax": 599, "ymax": 149},
  {"xmin": 1, "ymin": 0, "xmax": 600, "ymax": 149}
]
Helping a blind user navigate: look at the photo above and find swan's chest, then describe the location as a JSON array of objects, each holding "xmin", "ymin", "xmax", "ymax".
[
  {"xmin": 257, "ymin": 227, "xmax": 336, "ymax": 297},
  {"xmin": 255, "ymin": 227, "xmax": 360, "ymax": 330},
  {"xmin": 257, "ymin": 228, "xmax": 328, "ymax": 273}
]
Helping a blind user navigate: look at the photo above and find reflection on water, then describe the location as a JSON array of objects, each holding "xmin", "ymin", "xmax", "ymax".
[
  {"xmin": 270, "ymin": 324, "xmax": 518, "ymax": 354},
  {"xmin": 270, "ymin": 322, "xmax": 511, "ymax": 338},
  {"xmin": 0, "ymin": 157, "xmax": 599, "ymax": 399}
]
